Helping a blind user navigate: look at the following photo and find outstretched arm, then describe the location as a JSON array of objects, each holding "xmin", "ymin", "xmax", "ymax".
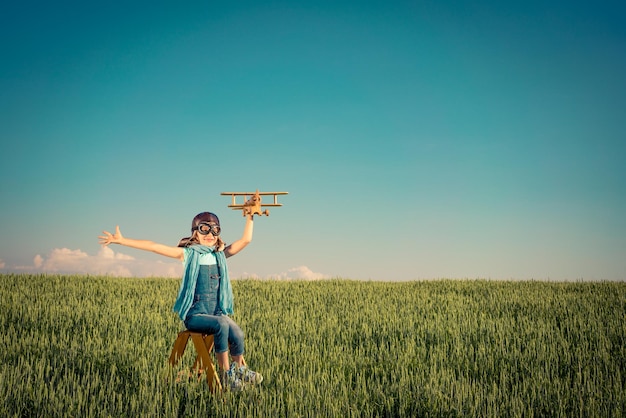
[
  {"xmin": 224, "ymin": 214, "xmax": 254, "ymax": 258},
  {"xmin": 99, "ymin": 226, "xmax": 184, "ymax": 260}
]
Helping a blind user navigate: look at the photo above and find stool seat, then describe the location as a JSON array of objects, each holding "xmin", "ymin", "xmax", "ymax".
[{"xmin": 169, "ymin": 330, "xmax": 222, "ymax": 392}]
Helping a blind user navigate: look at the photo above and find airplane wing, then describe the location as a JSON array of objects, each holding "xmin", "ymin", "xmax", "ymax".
[
  {"xmin": 220, "ymin": 192, "xmax": 288, "ymax": 196},
  {"xmin": 227, "ymin": 203, "xmax": 283, "ymax": 208}
]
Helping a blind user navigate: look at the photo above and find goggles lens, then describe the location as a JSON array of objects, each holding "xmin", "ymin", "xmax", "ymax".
[{"xmin": 197, "ymin": 222, "xmax": 221, "ymax": 236}]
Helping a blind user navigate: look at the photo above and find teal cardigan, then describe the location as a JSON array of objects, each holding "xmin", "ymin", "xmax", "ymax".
[{"xmin": 172, "ymin": 245, "xmax": 234, "ymax": 320}]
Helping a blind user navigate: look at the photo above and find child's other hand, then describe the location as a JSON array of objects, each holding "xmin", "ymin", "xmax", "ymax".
[{"xmin": 99, "ymin": 225, "xmax": 123, "ymax": 246}]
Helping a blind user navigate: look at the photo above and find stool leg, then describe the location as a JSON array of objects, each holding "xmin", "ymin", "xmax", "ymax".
[
  {"xmin": 191, "ymin": 334, "xmax": 215, "ymax": 370},
  {"xmin": 169, "ymin": 331, "xmax": 191, "ymax": 366},
  {"xmin": 190, "ymin": 334, "xmax": 222, "ymax": 393}
]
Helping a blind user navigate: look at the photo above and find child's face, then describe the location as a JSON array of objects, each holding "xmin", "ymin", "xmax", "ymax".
[{"xmin": 195, "ymin": 229, "xmax": 219, "ymax": 247}]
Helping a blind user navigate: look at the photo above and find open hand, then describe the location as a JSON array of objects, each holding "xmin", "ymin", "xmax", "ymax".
[{"xmin": 99, "ymin": 225, "xmax": 123, "ymax": 246}]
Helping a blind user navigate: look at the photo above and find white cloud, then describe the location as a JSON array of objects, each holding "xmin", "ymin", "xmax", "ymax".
[
  {"xmin": 281, "ymin": 266, "xmax": 329, "ymax": 280},
  {"xmin": 99, "ymin": 246, "xmax": 134, "ymax": 260},
  {"xmin": 240, "ymin": 265, "xmax": 329, "ymax": 280},
  {"xmin": 33, "ymin": 254, "xmax": 43, "ymax": 268},
  {"xmin": 13, "ymin": 247, "xmax": 183, "ymax": 277},
  {"xmin": 8, "ymin": 249, "xmax": 326, "ymax": 281},
  {"xmin": 0, "ymin": 259, "xmax": 5, "ymax": 269}
]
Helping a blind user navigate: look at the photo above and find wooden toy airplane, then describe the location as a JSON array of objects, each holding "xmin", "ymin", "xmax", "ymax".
[{"xmin": 221, "ymin": 190, "xmax": 288, "ymax": 217}]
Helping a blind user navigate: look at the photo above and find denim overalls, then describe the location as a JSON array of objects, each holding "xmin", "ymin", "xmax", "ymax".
[
  {"xmin": 187, "ymin": 264, "xmax": 222, "ymax": 317},
  {"xmin": 183, "ymin": 264, "xmax": 244, "ymax": 355}
]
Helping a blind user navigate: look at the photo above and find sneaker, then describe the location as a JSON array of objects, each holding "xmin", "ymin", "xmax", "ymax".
[
  {"xmin": 236, "ymin": 364, "xmax": 263, "ymax": 385},
  {"xmin": 221, "ymin": 365, "xmax": 244, "ymax": 392}
]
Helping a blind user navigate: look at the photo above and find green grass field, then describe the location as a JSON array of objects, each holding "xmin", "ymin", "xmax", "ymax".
[{"xmin": 1, "ymin": 274, "xmax": 624, "ymax": 417}]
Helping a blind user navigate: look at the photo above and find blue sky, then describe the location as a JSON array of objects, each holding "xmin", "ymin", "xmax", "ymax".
[{"xmin": 1, "ymin": 0, "xmax": 625, "ymax": 280}]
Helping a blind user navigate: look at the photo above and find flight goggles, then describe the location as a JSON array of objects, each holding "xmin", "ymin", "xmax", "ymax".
[{"xmin": 195, "ymin": 222, "xmax": 221, "ymax": 236}]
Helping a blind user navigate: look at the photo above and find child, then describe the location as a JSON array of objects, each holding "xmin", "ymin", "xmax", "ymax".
[{"xmin": 99, "ymin": 211, "xmax": 262, "ymax": 390}]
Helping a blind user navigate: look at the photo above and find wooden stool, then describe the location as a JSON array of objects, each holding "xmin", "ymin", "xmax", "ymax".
[{"xmin": 169, "ymin": 330, "xmax": 222, "ymax": 392}]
